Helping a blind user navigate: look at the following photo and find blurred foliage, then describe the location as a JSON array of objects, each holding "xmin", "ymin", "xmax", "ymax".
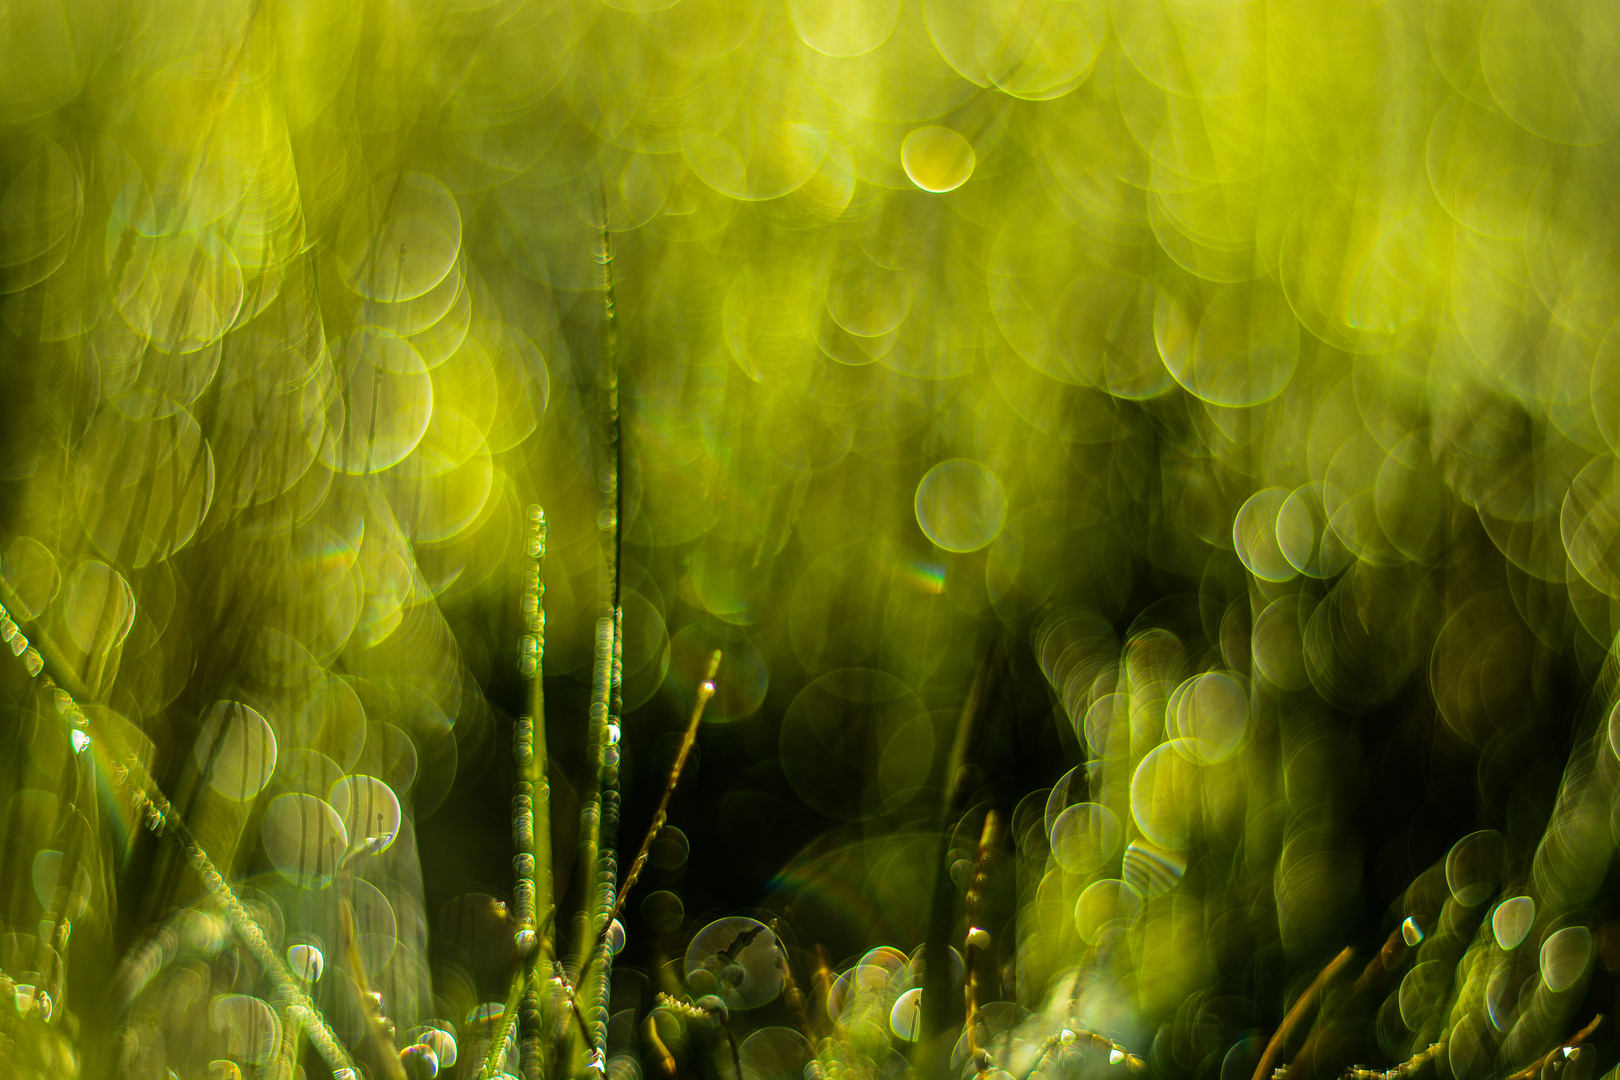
[{"xmin": 0, "ymin": 0, "xmax": 1619, "ymax": 1079}]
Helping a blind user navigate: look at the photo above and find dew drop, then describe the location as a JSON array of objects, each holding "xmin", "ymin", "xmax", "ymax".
[
  {"xmin": 194, "ymin": 701, "xmax": 278, "ymax": 801},
  {"xmin": 408, "ymin": 1026, "xmax": 457, "ymax": 1069},
  {"xmin": 467, "ymin": 1001, "xmax": 505, "ymax": 1026},
  {"xmin": 684, "ymin": 916, "xmax": 784, "ymax": 1010},
  {"xmin": 1493, "ymin": 897, "xmax": 1534, "ymax": 950},
  {"xmin": 287, "ymin": 943, "xmax": 324, "ymax": 982},
  {"xmin": 400, "ymin": 1043, "xmax": 440, "ymax": 1079},
  {"xmin": 901, "ymin": 126, "xmax": 975, "ymax": 192},
  {"xmin": 1445, "ymin": 830, "xmax": 1505, "ymax": 907},
  {"xmin": 889, "ymin": 986, "xmax": 924, "ymax": 1041},
  {"xmin": 14, "ymin": 984, "xmax": 43, "ymax": 1018},
  {"xmin": 1541, "ymin": 925, "xmax": 1592, "ymax": 993}
]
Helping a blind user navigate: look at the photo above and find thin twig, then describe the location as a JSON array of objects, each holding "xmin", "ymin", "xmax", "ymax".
[
  {"xmin": 965, "ymin": 810, "xmax": 1002, "ymax": 1073},
  {"xmin": 578, "ymin": 650, "xmax": 722, "ymax": 986},
  {"xmin": 340, "ymin": 893, "xmax": 408, "ymax": 1080},
  {"xmin": 612, "ymin": 649, "xmax": 721, "ymax": 929},
  {"xmin": 922, "ymin": 642, "xmax": 1000, "ymax": 1063},
  {"xmin": 771, "ymin": 917, "xmax": 815, "ymax": 1046},
  {"xmin": 644, "ymin": 1014, "xmax": 678, "ymax": 1078},
  {"xmin": 555, "ymin": 655, "xmax": 722, "ymax": 1077},
  {"xmin": 1252, "ymin": 947, "xmax": 1355, "ymax": 1080},
  {"xmin": 721, "ymin": 1009, "xmax": 743, "ymax": 1080},
  {"xmin": 1287, "ymin": 929, "xmax": 1414, "ymax": 1080},
  {"xmin": 812, "ymin": 945, "xmax": 836, "ymax": 1036}
]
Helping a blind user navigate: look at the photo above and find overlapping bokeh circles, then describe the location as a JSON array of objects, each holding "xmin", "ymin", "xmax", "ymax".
[
  {"xmin": 683, "ymin": 916, "xmax": 786, "ymax": 1010},
  {"xmin": 779, "ymin": 667, "xmax": 930, "ymax": 818}
]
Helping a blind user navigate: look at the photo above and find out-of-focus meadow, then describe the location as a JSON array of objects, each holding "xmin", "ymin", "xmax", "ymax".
[{"xmin": 2, "ymin": 0, "xmax": 1620, "ymax": 1078}]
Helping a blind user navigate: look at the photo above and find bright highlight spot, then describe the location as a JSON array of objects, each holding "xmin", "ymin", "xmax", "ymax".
[
  {"xmin": 915, "ymin": 459, "xmax": 1007, "ymax": 552},
  {"xmin": 901, "ymin": 126, "xmax": 976, "ymax": 192}
]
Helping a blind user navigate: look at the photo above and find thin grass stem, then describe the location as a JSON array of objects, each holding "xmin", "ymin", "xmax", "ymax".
[
  {"xmin": 1252, "ymin": 947, "xmax": 1355, "ymax": 1080},
  {"xmin": 516, "ymin": 505, "xmax": 552, "ymax": 1079},
  {"xmin": 965, "ymin": 810, "xmax": 1002, "ymax": 1074},
  {"xmin": 576, "ymin": 652, "xmax": 722, "ymax": 990}
]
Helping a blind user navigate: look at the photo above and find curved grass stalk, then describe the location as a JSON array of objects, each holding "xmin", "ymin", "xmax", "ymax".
[
  {"xmin": 338, "ymin": 886, "xmax": 408, "ymax": 1080},
  {"xmin": 1283, "ymin": 928, "xmax": 1415, "ymax": 1080},
  {"xmin": 1252, "ymin": 947, "xmax": 1355, "ymax": 1080},
  {"xmin": 644, "ymin": 1013, "xmax": 679, "ymax": 1078}
]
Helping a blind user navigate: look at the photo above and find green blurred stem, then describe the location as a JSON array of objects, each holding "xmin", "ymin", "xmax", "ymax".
[
  {"xmin": 918, "ymin": 643, "xmax": 998, "ymax": 1075},
  {"xmin": 571, "ymin": 183, "xmax": 625, "ymax": 1072},
  {"xmin": 520, "ymin": 508, "xmax": 553, "ymax": 1080}
]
